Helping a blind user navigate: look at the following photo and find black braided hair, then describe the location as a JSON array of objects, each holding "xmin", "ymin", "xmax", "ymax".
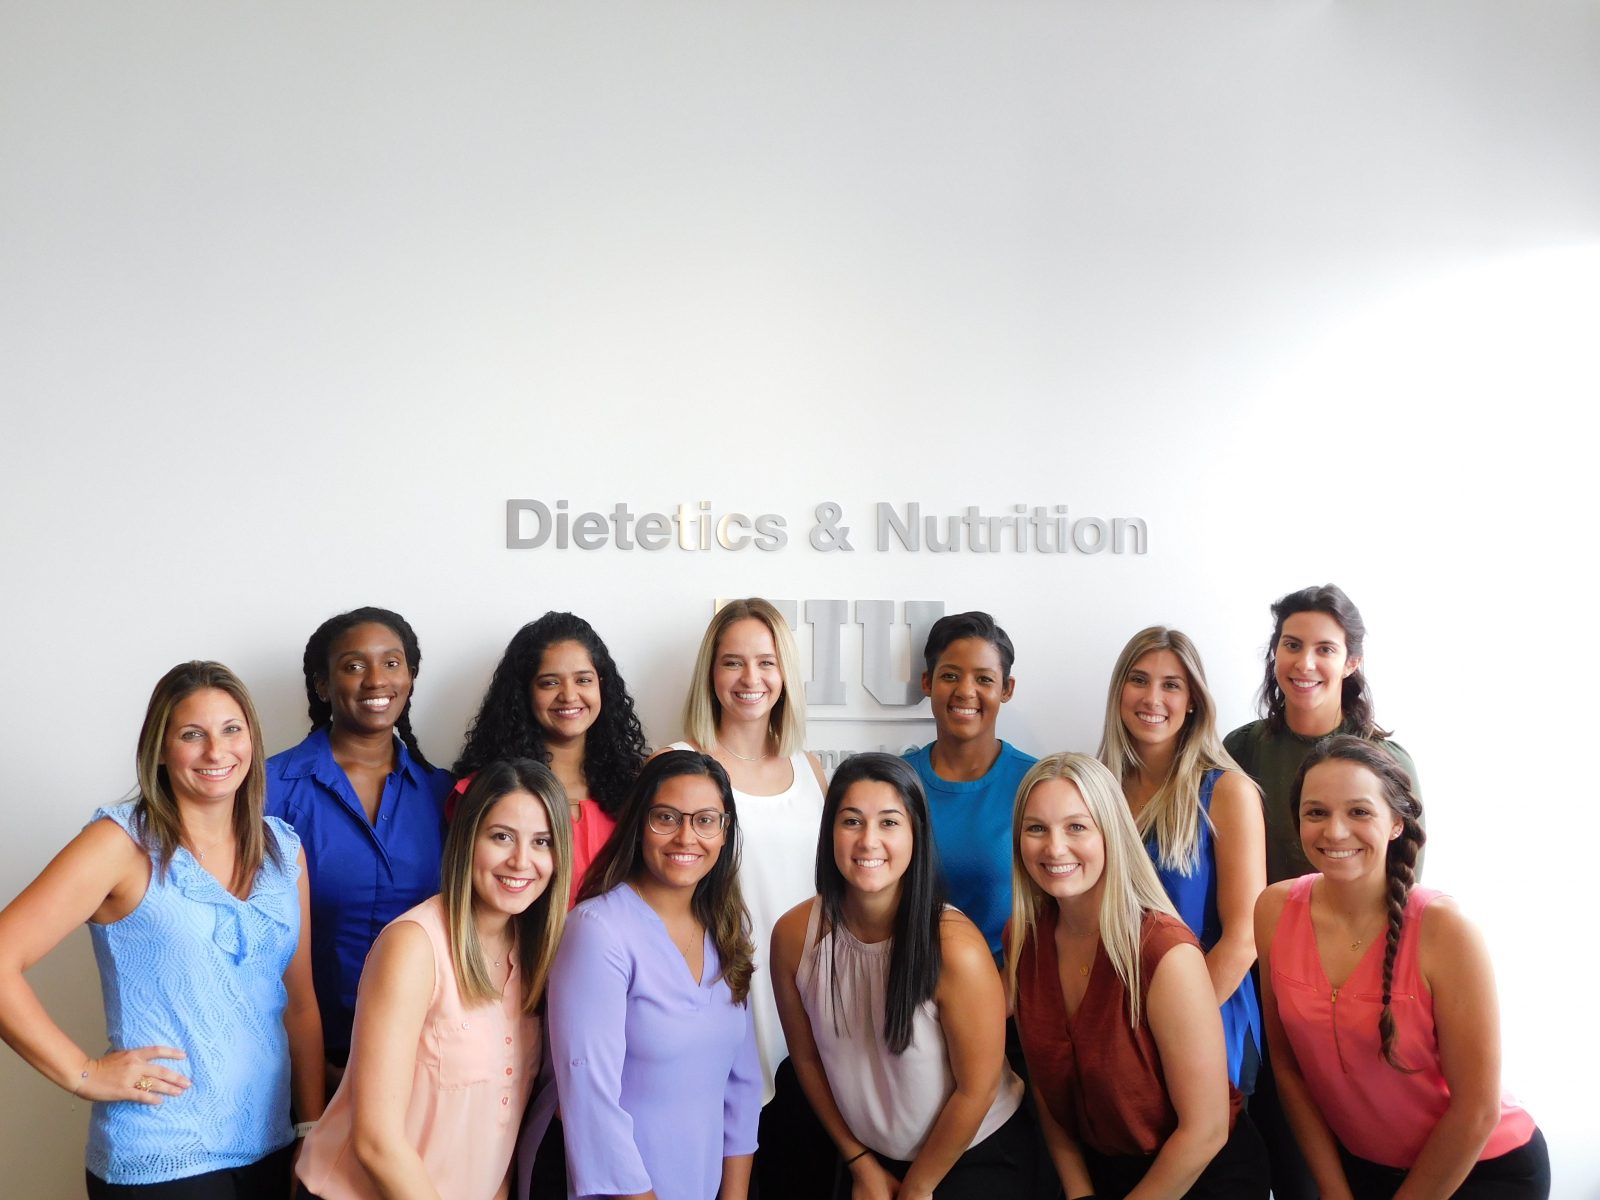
[
  {"xmin": 302, "ymin": 606, "xmax": 436, "ymax": 773},
  {"xmin": 1257, "ymin": 584, "xmax": 1391, "ymax": 739},
  {"xmin": 1291, "ymin": 735, "xmax": 1425, "ymax": 1072},
  {"xmin": 452, "ymin": 612, "xmax": 648, "ymax": 818}
]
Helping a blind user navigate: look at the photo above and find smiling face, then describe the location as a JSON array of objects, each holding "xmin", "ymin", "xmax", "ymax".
[
  {"xmin": 1274, "ymin": 611, "xmax": 1358, "ymax": 726},
  {"xmin": 922, "ymin": 636, "xmax": 1015, "ymax": 743},
  {"xmin": 712, "ymin": 618, "xmax": 784, "ymax": 730},
  {"xmin": 160, "ymin": 688, "xmax": 253, "ymax": 806},
  {"xmin": 1297, "ymin": 759, "xmax": 1401, "ymax": 883},
  {"xmin": 1019, "ymin": 777, "xmax": 1105, "ymax": 903},
  {"xmin": 1119, "ymin": 648, "xmax": 1191, "ymax": 752},
  {"xmin": 833, "ymin": 779, "xmax": 914, "ymax": 898},
  {"xmin": 531, "ymin": 639, "xmax": 602, "ymax": 745},
  {"xmin": 319, "ymin": 622, "xmax": 414, "ymax": 736},
  {"xmin": 639, "ymin": 773, "xmax": 726, "ymax": 891},
  {"xmin": 471, "ymin": 789, "xmax": 555, "ymax": 919}
]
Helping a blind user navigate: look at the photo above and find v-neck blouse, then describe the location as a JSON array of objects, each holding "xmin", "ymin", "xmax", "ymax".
[
  {"xmin": 1012, "ymin": 906, "xmax": 1241, "ymax": 1157},
  {"xmin": 548, "ymin": 884, "xmax": 762, "ymax": 1200},
  {"xmin": 1270, "ymin": 875, "xmax": 1535, "ymax": 1169}
]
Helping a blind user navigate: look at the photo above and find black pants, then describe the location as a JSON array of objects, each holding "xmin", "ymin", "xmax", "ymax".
[
  {"xmin": 1082, "ymin": 1109, "xmax": 1269, "ymax": 1200},
  {"xmin": 86, "ymin": 1145, "xmax": 294, "ymax": 1200},
  {"xmin": 755, "ymin": 1056, "xmax": 839, "ymax": 1200},
  {"xmin": 524, "ymin": 1112, "xmax": 568, "ymax": 1200},
  {"xmin": 1338, "ymin": 1128, "xmax": 1550, "ymax": 1200},
  {"xmin": 857, "ymin": 1103, "xmax": 1040, "ymax": 1200},
  {"xmin": 1249, "ymin": 980, "xmax": 1320, "ymax": 1200}
]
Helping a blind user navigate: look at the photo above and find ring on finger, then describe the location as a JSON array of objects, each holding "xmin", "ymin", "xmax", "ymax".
[{"xmin": 133, "ymin": 1077, "xmax": 155, "ymax": 1092}]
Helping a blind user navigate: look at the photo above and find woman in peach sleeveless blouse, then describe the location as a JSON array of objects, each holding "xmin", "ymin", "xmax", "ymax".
[{"xmin": 298, "ymin": 760, "xmax": 571, "ymax": 1200}]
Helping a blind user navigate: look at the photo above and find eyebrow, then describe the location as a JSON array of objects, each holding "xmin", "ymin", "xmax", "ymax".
[
  {"xmin": 337, "ymin": 645, "xmax": 405, "ymax": 659},
  {"xmin": 839, "ymin": 805, "xmax": 905, "ymax": 817}
]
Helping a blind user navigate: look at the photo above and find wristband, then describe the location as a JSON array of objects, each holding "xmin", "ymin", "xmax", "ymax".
[
  {"xmin": 294, "ymin": 1121, "xmax": 317, "ymax": 1139},
  {"xmin": 70, "ymin": 1060, "xmax": 93, "ymax": 1098},
  {"xmin": 845, "ymin": 1149, "xmax": 872, "ymax": 1165}
]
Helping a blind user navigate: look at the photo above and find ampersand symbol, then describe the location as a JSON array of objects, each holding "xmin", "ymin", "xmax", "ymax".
[{"xmin": 809, "ymin": 502, "xmax": 855, "ymax": 552}]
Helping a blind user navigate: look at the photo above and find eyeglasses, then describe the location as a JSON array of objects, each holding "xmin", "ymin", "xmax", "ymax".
[{"xmin": 647, "ymin": 806, "xmax": 732, "ymax": 839}]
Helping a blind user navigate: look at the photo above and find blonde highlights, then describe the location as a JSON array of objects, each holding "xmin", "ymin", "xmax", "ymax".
[
  {"xmin": 441, "ymin": 760, "xmax": 572, "ymax": 1013},
  {"xmin": 682, "ymin": 598, "xmax": 805, "ymax": 757},
  {"xmin": 1005, "ymin": 752, "xmax": 1177, "ymax": 1028},
  {"xmin": 133, "ymin": 661, "xmax": 277, "ymax": 895},
  {"xmin": 1097, "ymin": 626, "xmax": 1249, "ymax": 873}
]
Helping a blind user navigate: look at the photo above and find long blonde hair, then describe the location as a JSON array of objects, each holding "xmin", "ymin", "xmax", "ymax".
[
  {"xmin": 682, "ymin": 598, "xmax": 806, "ymax": 758},
  {"xmin": 133, "ymin": 661, "xmax": 278, "ymax": 895},
  {"xmin": 441, "ymin": 759, "xmax": 572, "ymax": 1012},
  {"xmin": 1005, "ymin": 752, "xmax": 1177, "ymax": 1028},
  {"xmin": 1097, "ymin": 626, "xmax": 1248, "ymax": 874}
]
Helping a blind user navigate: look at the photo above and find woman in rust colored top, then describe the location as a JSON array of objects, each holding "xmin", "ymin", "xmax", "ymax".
[{"xmin": 1005, "ymin": 752, "xmax": 1268, "ymax": 1200}]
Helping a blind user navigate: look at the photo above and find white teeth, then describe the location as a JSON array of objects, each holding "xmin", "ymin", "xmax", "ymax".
[
  {"xmin": 666, "ymin": 853, "xmax": 699, "ymax": 864},
  {"xmin": 496, "ymin": 875, "xmax": 532, "ymax": 890},
  {"xmin": 1290, "ymin": 680, "xmax": 1319, "ymax": 691},
  {"xmin": 951, "ymin": 706, "xmax": 979, "ymax": 715},
  {"xmin": 361, "ymin": 697, "xmax": 392, "ymax": 709},
  {"xmin": 197, "ymin": 767, "xmax": 232, "ymax": 778},
  {"xmin": 854, "ymin": 858, "xmax": 886, "ymax": 868},
  {"xmin": 734, "ymin": 692, "xmax": 764, "ymax": 701},
  {"xmin": 1136, "ymin": 712, "xmax": 1166, "ymax": 724},
  {"xmin": 1322, "ymin": 848, "xmax": 1360, "ymax": 859},
  {"xmin": 1042, "ymin": 863, "xmax": 1079, "ymax": 875}
]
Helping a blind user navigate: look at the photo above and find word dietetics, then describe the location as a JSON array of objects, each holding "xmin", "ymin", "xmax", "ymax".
[{"xmin": 505, "ymin": 500, "xmax": 1149, "ymax": 555}]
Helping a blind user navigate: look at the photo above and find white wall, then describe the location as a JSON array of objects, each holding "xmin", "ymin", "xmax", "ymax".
[{"xmin": 2, "ymin": 1, "xmax": 1597, "ymax": 1194}]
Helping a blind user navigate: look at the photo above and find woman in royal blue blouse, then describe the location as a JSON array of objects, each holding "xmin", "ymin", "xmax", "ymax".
[{"xmin": 266, "ymin": 606, "xmax": 453, "ymax": 1089}]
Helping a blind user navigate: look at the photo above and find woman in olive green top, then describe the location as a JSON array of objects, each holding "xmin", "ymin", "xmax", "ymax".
[
  {"xmin": 1224, "ymin": 583, "xmax": 1421, "ymax": 1200},
  {"xmin": 1223, "ymin": 583, "xmax": 1420, "ymax": 885}
]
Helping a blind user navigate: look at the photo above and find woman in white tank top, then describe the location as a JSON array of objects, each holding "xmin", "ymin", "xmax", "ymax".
[
  {"xmin": 770, "ymin": 753, "xmax": 1032, "ymax": 1200},
  {"xmin": 662, "ymin": 598, "xmax": 833, "ymax": 1199}
]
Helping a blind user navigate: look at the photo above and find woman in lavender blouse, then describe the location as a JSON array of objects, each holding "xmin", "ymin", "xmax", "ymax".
[{"xmin": 547, "ymin": 750, "xmax": 761, "ymax": 1200}]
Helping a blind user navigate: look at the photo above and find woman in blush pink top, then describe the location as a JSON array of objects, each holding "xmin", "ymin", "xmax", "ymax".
[
  {"xmin": 1255, "ymin": 738, "xmax": 1546, "ymax": 1200},
  {"xmin": 298, "ymin": 760, "xmax": 571, "ymax": 1200}
]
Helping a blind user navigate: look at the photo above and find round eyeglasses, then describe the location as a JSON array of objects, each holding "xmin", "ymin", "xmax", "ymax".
[{"xmin": 647, "ymin": 806, "xmax": 732, "ymax": 839}]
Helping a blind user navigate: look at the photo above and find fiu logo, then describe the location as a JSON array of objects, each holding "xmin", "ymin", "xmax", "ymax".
[{"xmin": 716, "ymin": 598, "xmax": 944, "ymax": 707}]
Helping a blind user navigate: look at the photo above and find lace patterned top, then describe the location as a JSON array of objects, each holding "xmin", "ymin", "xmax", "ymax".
[{"xmin": 86, "ymin": 802, "xmax": 303, "ymax": 1185}]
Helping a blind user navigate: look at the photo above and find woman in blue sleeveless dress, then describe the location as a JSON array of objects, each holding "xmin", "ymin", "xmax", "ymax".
[
  {"xmin": 1097, "ymin": 627, "xmax": 1266, "ymax": 1092},
  {"xmin": 0, "ymin": 661, "xmax": 324, "ymax": 1198}
]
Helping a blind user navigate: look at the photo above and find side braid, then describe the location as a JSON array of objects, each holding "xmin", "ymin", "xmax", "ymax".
[
  {"xmin": 1379, "ymin": 823, "xmax": 1422, "ymax": 1071},
  {"xmin": 395, "ymin": 706, "xmax": 436, "ymax": 772}
]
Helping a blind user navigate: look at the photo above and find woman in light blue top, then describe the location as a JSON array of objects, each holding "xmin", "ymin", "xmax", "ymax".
[
  {"xmin": 1098, "ymin": 626, "xmax": 1266, "ymax": 1092},
  {"xmin": 0, "ymin": 661, "xmax": 324, "ymax": 1198},
  {"xmin": 545, "ymin": 750, "xmax": 761, "ymax": 1200}
]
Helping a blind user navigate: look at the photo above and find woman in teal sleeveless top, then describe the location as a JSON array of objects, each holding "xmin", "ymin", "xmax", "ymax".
[
  {"xmin": 1098, "ymin": 626, "xmax": 1266, "ymax": 1091},
  {"xmin": 0, "ymin": 662, "xmax": 324, "ymax": 1197}
]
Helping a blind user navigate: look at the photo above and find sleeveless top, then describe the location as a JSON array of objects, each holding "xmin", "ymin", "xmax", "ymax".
[
  {"xmin": 1145, "ymin": 768, "xmax": 1262, "ymax": 1088},
  {"xmin": 298, "ymin": 896, "xmax": 541, "ymax": 1200},
  {"xmin": 669, "ymin": 742, "xmax": 825, "ymax": 1104},
  {"xmin": 86, "ymin": 803, "xmax": 302, "ymax": 1185},
  {"xmin": 1271, "ymin": 875, "xmax": 1535, "ymax": 1169},
  {"xmin": 1012, "ymin": 907, "xmax": 1242, "ymax": 1157},
  {"xmin": 795, "ymin": 898, "xmax": 1023, "ymax": 1160}
]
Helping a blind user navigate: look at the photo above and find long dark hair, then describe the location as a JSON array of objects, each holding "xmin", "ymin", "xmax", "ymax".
[
  {"xmin": 442, "ymin": 759, "xmax": 571, "ymax": 1013},
  {"xmin": 578, "ymin": 751, "xmax": 754, "ymax": 1004},
  {"xmin": 1290, "ymin": 735, "xmax": 1424, "ymax": 1071},
  {"xmin": 302, "ymin": 606, "xmax": 436, "ymax": 771},
  {"xmin": 817, "ymin": 753, "xmax": 947, "ymax": 1055},
  {"xmin": 454, "ymin": 612, "xmax": 648, "ymax": 817},
  {"xmin": 1258, "ymin": 584, "xmax": 1389, "ymax": 739}
]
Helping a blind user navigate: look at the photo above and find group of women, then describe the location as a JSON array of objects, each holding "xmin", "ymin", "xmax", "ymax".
[{"xmin": 0, "ymin": 586, "xmax": 1550, "ymax": 1200}]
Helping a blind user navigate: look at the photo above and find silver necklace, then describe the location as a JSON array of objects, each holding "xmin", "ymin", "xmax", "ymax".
[{"xmin": 723, "ymin": 734, "xmax": 773, "ymax": 762}]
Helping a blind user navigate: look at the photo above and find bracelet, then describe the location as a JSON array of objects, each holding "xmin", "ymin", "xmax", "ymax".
[
  {"xmin": 70, "ymin": 1059, "xmax": 93, "ymax": 1098},
  {"xmin": 294, "ymin": 1121, "xmax": 317, "ymax": 1139},
  {"xmin": 845, "ymin": 1149, "xmax": 872, "ymax": 1165}
]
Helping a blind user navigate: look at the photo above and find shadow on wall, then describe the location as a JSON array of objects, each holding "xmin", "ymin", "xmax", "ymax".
[{"xmin": 0, "ymin": 926, "xmax": 103, "ymax": 1200}]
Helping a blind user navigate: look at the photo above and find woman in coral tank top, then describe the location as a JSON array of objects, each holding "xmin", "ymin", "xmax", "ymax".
[{"xmin": 1254, "ymin": 737, "xmax": 1548, "ymax": 1200}]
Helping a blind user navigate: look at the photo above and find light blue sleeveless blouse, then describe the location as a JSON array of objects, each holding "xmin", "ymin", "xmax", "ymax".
[
  {"xmin": 86, "ymin": 802, "xmax": 302, "ymax": 1184},
  {"xmin": 1144, "ymin": 769, "xmax": 1262, "ymax": 1091}
]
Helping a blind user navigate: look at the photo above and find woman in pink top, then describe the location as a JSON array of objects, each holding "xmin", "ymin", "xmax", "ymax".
[
  {"xmin": 1255, "ymin": 737, "xmax": 1547, "ymax": 1200},
  {"xmin": 297, "ymin": 759, "xmax": 571, "ymax": 1200},
  {"xmin": 450, "ymin": 613, "xmax": 650, "ymax": 900}
]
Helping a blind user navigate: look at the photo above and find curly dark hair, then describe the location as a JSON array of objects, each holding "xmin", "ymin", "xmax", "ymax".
[
  {"xmin": 302, "ymin": 606, "xmax": 436, "ymax": 772},
  {"xmin": 452, "ymin": 612, "xmax": 649, "ymax": 818}
]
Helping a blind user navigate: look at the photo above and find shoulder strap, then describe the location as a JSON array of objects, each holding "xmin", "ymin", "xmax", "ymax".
[{"xmin": 802, "ymin": 895, "xmax": 824, "ymax": 956}]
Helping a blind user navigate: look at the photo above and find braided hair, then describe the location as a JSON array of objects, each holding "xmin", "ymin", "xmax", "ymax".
[
  {"xmin": 452, "ymin": 612, "xmax": 648, "ymax": 818},
  {"xmin": 1258, "ymin": 584, "xmax": 1390, "ymax": 739},
  {"xmin": 1291, "ymin": 735, "xmax": 1424, "ymax": 1072},
  {"xmin": 302, "ymin": 606, "xmax": 436, "ymax": 772}
]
